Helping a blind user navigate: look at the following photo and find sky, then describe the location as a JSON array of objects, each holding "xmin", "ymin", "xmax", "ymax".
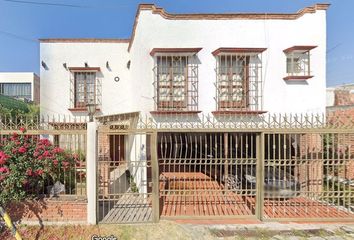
[{"xmin": 0, "ymin": 0, "xmax": 353, "ymax": 87}]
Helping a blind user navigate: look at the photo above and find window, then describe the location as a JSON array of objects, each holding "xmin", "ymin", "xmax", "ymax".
[
  {"xmin": 153, "ymin": 53, "xmax": 199, "ymax": 112},
  {"xmin": 286, "ymin": 53, "xmax": 309, "ymax": 76},
  {"xmin": 156, "ymin": 56, "xmax": 187, "ymax": 109},
  {"xmin": 74, "ymin": 72, "xmax": 96, "ymax": 108},
  {"xmin": 283, "ymin": 46, "xmax": 316, "ymax": 80},
  {"xmin": 0, "ymin": 83, "xmax": 31, "ymax": 100},
  {"xmin": 217, "ymin": 55, "xmax": 249, "ymax": 109},
  {"xmin": 68, "ymin": 68, "xmax": 101, "ymax": 110},
  {"xmin": 213, "ymin": 48, "xmax": 265, "ymax": 112}
]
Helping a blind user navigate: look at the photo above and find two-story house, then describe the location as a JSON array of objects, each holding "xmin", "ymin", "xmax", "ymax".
[
  {"xmin": 39, "ymin": 4, "xmax": 332, "ymax": 222},
  {"xmin": 40, "ymin": 3, "xmax": 328, "ymax": 117}
]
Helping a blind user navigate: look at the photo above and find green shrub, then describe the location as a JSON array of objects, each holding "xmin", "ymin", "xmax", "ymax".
[{"xmin": 0, "ymin": 128, "xmax": 81, "ymax": 206}]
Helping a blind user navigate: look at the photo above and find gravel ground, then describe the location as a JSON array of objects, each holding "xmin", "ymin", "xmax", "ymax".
[{"xmin": 1, "ymin": 221, "xmax": 354, "ymax": 239}]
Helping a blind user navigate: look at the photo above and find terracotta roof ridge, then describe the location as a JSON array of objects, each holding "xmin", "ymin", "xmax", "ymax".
[
  {"xmin": 128, "ymin": 3, "xmax": 330, "ymax": 51},
  {"xmin": 138, "ymin": 3, "xmax": 330, "ymax": 19}
]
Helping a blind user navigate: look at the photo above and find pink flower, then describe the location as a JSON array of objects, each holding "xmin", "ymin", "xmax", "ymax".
[
  {"xmin": 38, "ymin": 139, "xmax": 51, "ymax": 146},
  {"xmin": 52, "ymin": 147, "xmax": 64, "ymax": 154},
  {"xmin": 18, "ymin": 147, "xmax": 27, "ymax": 153},
  {"xmin": 43, "ymin": 151, "xmax": 50, "ymax": 157},
  {"xmin": 0, "ymin": 151, "xmax": 9, "ymax": 165},
  {"xmin": 62, "ymin": 161, "xmax": 70, "ymax": 170},
  {"xmin": 19, "ymin": 127, "xmax": 26, "ymax": 133},
  {"xmin": 26, "ymin": 168, "xmax": 33, "ymax": 176},
  {"xmin": 0, "ymin": 167, "xmax": 9, "ymax": 173},
  {"xmin": 53, "ymin": 159, "xmax": 59, "ymax": 165},
  {"xmin": 35, "ymin": 169, "xmax": 44, "ymax": 176}
]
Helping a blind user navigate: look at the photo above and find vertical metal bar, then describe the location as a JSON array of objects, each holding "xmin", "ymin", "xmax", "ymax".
[
  {"xmin": 256, "ymin": 132, "xmax": 264, "ymax": 220},
  {"xmin": 150, "ymin": 132, "xmax": 160, "ymax": 222},
  {"xmin": 224, "ymin": 133, "xmax": 229, "ymax": 191},
  {"xmin": 307, "ymin": 51, "xmax": 311, "ymax": 76}
]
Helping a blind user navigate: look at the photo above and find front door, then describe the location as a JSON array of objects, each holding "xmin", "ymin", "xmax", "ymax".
[{"xmin": 109, "ymin": 135, "xmax": 125, "ymax": 164}]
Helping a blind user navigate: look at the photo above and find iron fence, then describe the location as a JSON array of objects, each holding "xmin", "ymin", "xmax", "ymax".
[
  {"xmin": 96, "ymin": 112, "xmax": 354, "ymax": 223},
  {"xmin": 0, "ymin": 115, "xmax": 87, "ymax": 198},
  {"xmin": 1, "ymin": 112, "xmax": 353, "ymax": 222}
]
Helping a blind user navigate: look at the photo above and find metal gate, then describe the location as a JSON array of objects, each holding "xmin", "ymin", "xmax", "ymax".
[
  {"xmin": 97, "ymin": 131, "xmax": 155, "ymax": 223},
  {"xmin": 96, "ymin": 113, "xmax": 354, "ymax": 223},
  {"xmin": 158, "ymin": 132, "xmax": 260, "ymax": 219},
  {"xmin": 262, "ymin": 132, "xmax": 354, "ymax": 221}
]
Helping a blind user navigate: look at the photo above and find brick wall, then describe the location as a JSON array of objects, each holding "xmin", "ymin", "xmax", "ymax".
[
  {"xmin": 327, "ymin": 88, "xmax": 354, "ymax": 179},
  {"xmin": 327, "ymin": 109, "xmax": 354, "ymax": 179},
  {"xmin": 295, "ymin": 133, "xmax": 323, "ymax": 195},
  {"xmin": 334, "ymin": 89, "xmax": 354, "ymax": 106},
  {"xmin": 98, "ymin": 127, "xmax": 110, "ymax": 158},
  {"xmin": 7, "ymin": 198, "xmax": 87, "ymax": 223}
]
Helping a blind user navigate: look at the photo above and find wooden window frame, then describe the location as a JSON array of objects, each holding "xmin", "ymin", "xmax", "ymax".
[
  {"xmin": 156, "ymin": 56, "xmax": 188, "ymax": 110},
  {"xmin": 217, "ymin": 55, "xmax": 250, "ymax": 110},
  {"xmin": 73, "ymin": 71, "xmax": 97, "ymax": 109}
]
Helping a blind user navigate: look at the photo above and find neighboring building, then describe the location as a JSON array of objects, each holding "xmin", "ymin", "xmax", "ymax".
[
  {"xmin": 40, "ymin": 3, "xmax": 328, "ymax": 117},
  {"xmin": 327, "ymin": 83, "xmax": 354, "ymax": 109},
  {"xmin": 326, "ymin": 83, "xmax": 354, "ymax": 180},
  {"xmin": 0, "ymin": 72, "xmax": 40, "ymax": 104}
]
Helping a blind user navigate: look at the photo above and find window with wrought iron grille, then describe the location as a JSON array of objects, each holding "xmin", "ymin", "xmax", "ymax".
[
  {"xmin": 69, "ymin": 70, "xmax": 101, "ymax": 109},
  {"xmin": 153, "ymin": 55, "xmax": 198, "ymax": 111},
  {"xmin": 283, "ymin": 46, "xmax": 316, "ymax": 80},
  {"xmin": 286, "ymin": 52, "xmax": 310, "ymax": 76},
  {"xmin": 215, "ymin": 53, "xmax": 263, "ymax": 112}
]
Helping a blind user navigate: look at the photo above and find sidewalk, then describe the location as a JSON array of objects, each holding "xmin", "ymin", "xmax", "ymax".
[{"xmin": 1, "ymin": 220, "xmax": 354, "ymax": 239}]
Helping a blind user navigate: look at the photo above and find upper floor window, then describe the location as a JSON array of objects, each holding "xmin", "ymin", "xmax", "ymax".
[
  {"xmin": 213, "ymin": 48, "xmax": 266, "ymax": 112},
  {"xmin": 0, "ymin": 83, "xmax": 31, "ymax": 101},
  {"xmin": 283, "ymin": 46, "xmax": 317, "ymax": 80},
  {"xmin": 69, "ymin": 67, "xmax": 101, "ymax": 110},
  {"xmin": 151, "ymin": 48, "xmax": 201, "ymax": 112}
]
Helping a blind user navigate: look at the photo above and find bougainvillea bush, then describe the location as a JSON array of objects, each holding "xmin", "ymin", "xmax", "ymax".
[{"xmin": 0, "ymin": 128, "xmax": 84, "ymax": 206}]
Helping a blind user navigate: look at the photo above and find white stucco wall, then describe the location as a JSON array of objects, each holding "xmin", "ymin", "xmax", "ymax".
[
  {"xmin": 129, "ymin": 9, "xmax": 327, "ymax": 115},
  {"xmin": 40, "ymin": 42, "xmax": 130, "ymax": 117},
  {"xmin": 326, "ymin": 88, "xmax": 335, "ymax": 107},
  {"xmin": 0, "ymin": 72, "xmax": 40, "ymax": 103},
  {"xmin": 40, "ymin": 7, "xmax": 327, "ymax": 117}
]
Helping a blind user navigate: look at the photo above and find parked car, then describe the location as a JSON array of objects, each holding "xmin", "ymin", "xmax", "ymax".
[{"xmin": 203, "ymin": 164, "xmax": 301, "ymax": 199}]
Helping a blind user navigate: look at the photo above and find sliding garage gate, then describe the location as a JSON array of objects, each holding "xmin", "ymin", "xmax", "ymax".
[
  {"xmin": 158, "ymin": 132, "xmax": 260, "ymax": 219},
  {"xmin": 97, "ymin": 128, "xmax": 354, "ymax": 223}
]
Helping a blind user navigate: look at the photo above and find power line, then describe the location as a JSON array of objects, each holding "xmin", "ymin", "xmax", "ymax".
[
  {"xmin": 0, "ymin": 30, "xmax": 37, "ymax": 43},
  {"xmin": 327, "ymin": 43, "xmax": 342, "ymax": 54},
  {"xmin": 2, "ymin": 0, "xmax": 133, "ymax": 9},
  {"xmin": 2, "ymin": 0, "xmax": 89, "ymax": 8}
]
